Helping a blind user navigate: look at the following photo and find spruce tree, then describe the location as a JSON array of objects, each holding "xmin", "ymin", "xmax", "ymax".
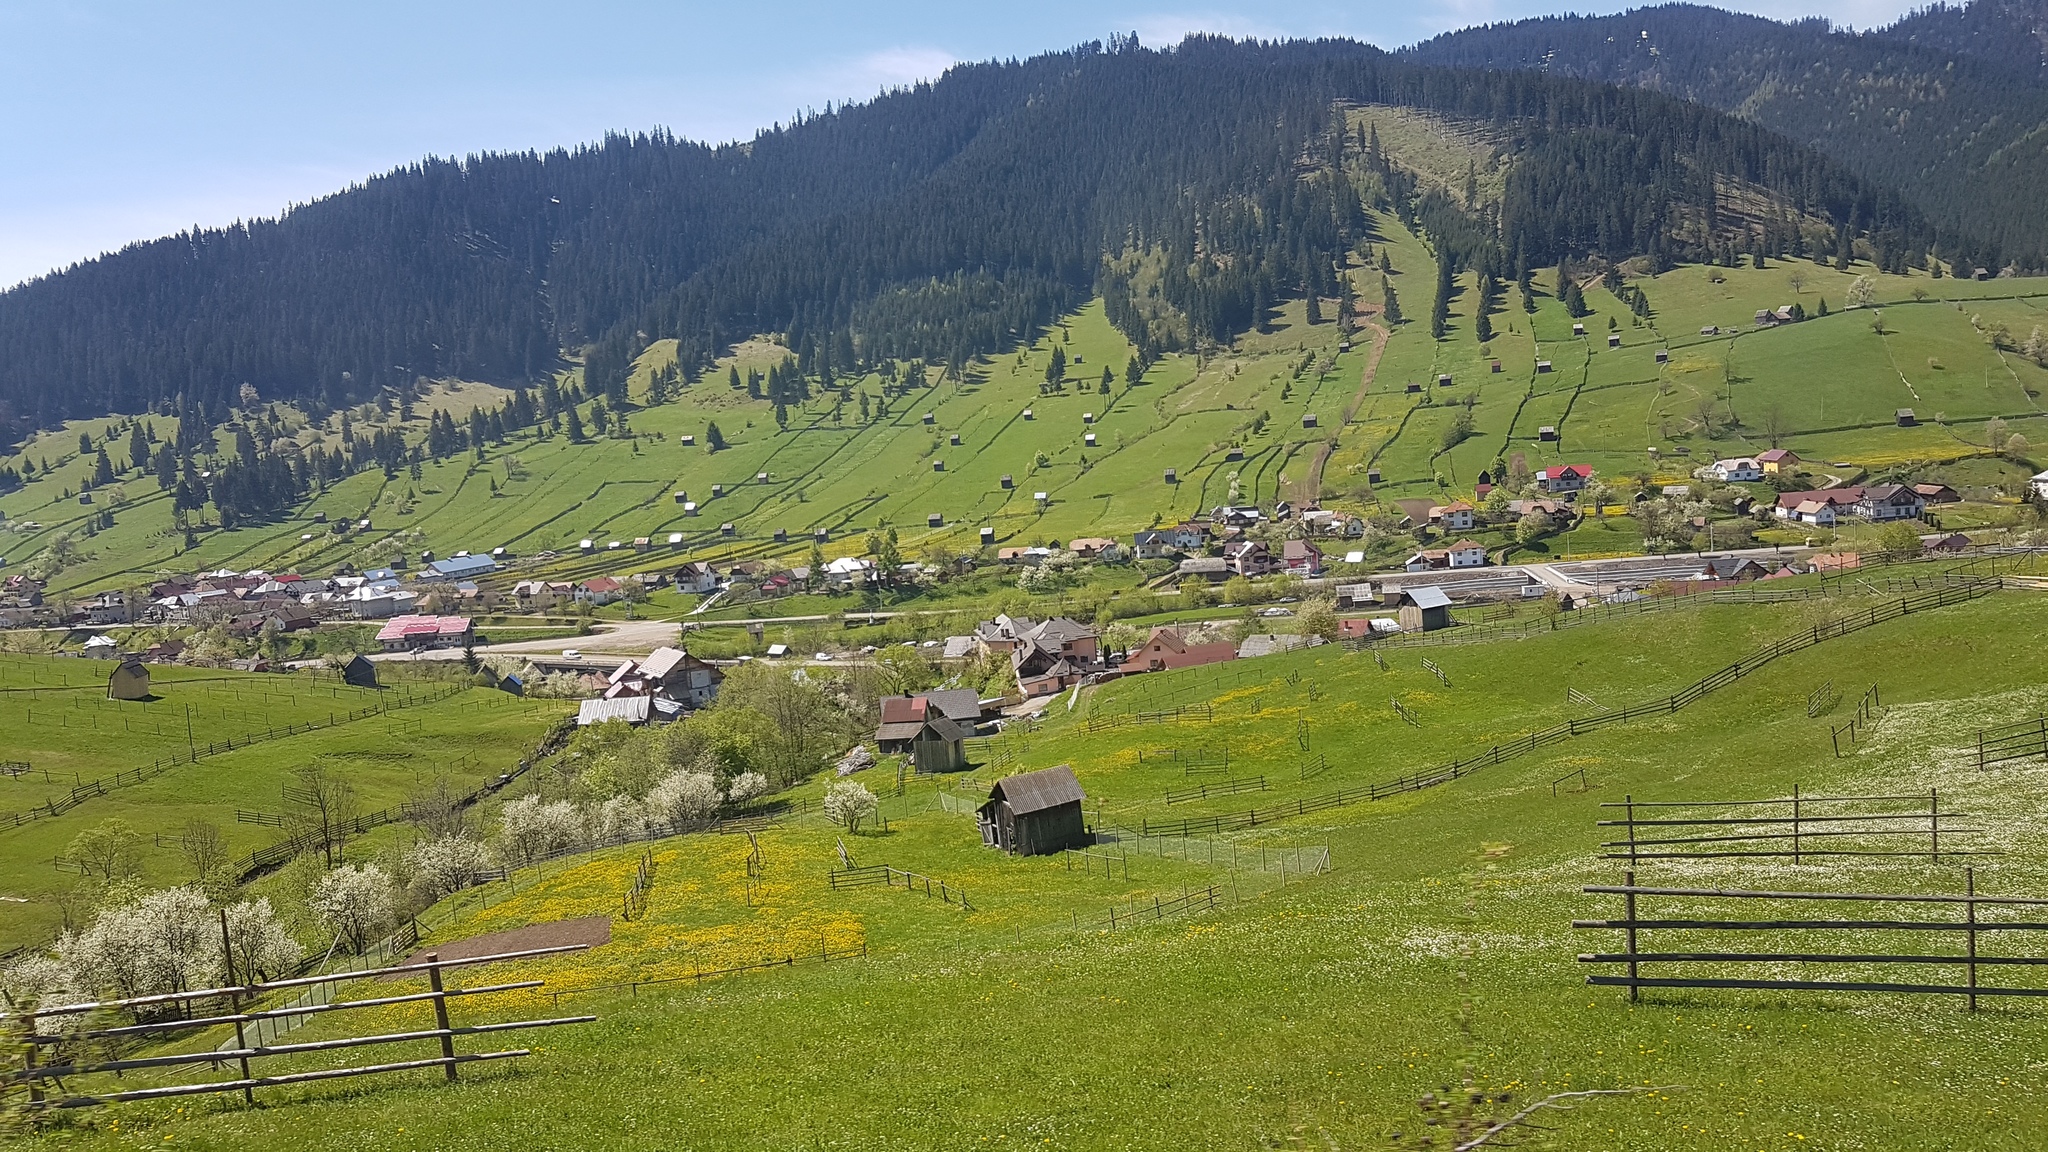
[
  {"xmin": 566, "ymin": 406, "xmax": 586, "ymax": 442},
  {"xmin": 706, "ymin": 422, "xmax": 726, "ymax": 451}
]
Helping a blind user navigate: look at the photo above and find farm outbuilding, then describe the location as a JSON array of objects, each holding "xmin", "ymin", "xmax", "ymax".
[
  {"xmin": 977, "ymin": 765, "xmax": 1088, "ymax": 856},
  {"xmin": 340, "ymin": 655, "xmax": 379, "ymax": 689},
  {"xmin": 1896, "ymin": 409, "xmax": 1918, "ymax": 427},
  {"xmin": 106, "ymin": 659, "xmax": 150, "ymax": 701},
  {"xmin": 1395, "ymin": 585, "xmax": 1454, "ymax": 633}
]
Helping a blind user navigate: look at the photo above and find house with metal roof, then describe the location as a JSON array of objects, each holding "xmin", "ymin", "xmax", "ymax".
[
  {"xmin": 426, "ymin": 554, "xmax": 496, "ymax": 580},
  {"xmin": 977, "ymin": 765, "xmax": 1088, "ymax": 855}
]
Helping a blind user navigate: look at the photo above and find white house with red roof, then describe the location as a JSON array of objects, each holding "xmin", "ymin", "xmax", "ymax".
[
  {"xmin": 574, "ymin": 576, "xmax": 626, "ymax": 605},
  {"xmin": 1533, "ymin": 465, "xmax": 1592, "ymax": 495}
]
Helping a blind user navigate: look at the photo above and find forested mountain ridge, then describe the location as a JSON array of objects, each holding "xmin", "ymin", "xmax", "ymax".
[
  {"xmin": 1883, "ymin": 0, "xmax": 2048, "ymax": 76},
  {"xmin": 0, "ymin": 33, "xmax": 1953, "ymax": 432},
  {"xmin": 1403, "ymin": 1, "xmax": 2048, "ymax": 272}
]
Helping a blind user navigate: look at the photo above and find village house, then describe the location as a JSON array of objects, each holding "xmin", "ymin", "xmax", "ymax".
[
  {"xmin": 1167, "ymin": 522, "xmax": 1213, "ymax": 552},
  {"xmin": 1118, "ymin": 626, "xmax": 1238, "ymax": 674},
  {"xmin": 1911, "ymin": 483, "xmax": 1961, "ymax": 505},
  {"xmin": 1009, "ymin": 617, "xmax": 1103, "ymax": 696},
  {"xmin": 1708, "ymin": 457, "xmax": 1764, "ymax": 483},
  {"xmin": 1922, "ymin": 532, "xmax": 1973, "ymax": 553},
  {"xmin": 1067, "ymin": 537, "xmax": 1117, "ymax": 559},
  {"xmin": 977, "ymin": 765, "xmax": 1088, "ymax": 856},
  {"xmin": 1281, "ymin": 539, "xmax": 1322, "ymax": 577},
  {"xmin": 1685, "ymin": 557, "xmax": 1773, "ymax": 583},
  {"xmin": 1533, "ymin": 465, "xmax": 1592, "ymax": 496},
  {"xmin": 574, "ymin": 577, "xmax": 625, "ymax": 605},
  {"xmin": 2032, "ymin": 470, "xmax": 2048, "ymax": 502},
  {"xmin": 1429, "ymin": 501, "xmax": 1477, "ymax": 531},
  {"xmin": 375, "ymin": 614, "xmax": 474, "ymax": 653},
  {"xmin": 637, "ymin": 646, "xmax": 725, "ymax": 708},
  {"xmin": 874, "ymin": 689, "xmax": 986, "ymax": 772},
  {"xmin": 1855, "ymin": 484, "xmax": 1926, "ymax": 522},
  {"xmin": 1775, "ymin": 488, "xmax": 1863, "ymax": 521},
  {"xmin": 1789, "ymin": 500, "xmax": 1838, "ymax": 526},
  {"xmin": 1224, "ymin": 540, "xmax": 1275, "ymax": 577},
  {"xmin": 1176, "ymin": 556, "xmax": 1229, "ymax": 584},
  {"xmin": 1756, "ymin": 448, "xmax": 1799, "ymax": 475},
  {"xmin": 1130, "ymin": 529, "xmax": 1176, "ymax": 559}
]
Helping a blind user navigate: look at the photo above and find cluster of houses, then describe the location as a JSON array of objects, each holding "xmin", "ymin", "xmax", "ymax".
[
  {"xmin": 1772, "ymin": 483, "xmax": 1948, "ymax": 527},
  {"xmin": 568, "ymin": 646, "xmax": 726, "ymax": 726}
]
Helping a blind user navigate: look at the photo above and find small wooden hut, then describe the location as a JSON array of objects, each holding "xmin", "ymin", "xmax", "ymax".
[
  {"xmin": 106, "ymin": 659, "xmax": 150, "ymax": 701},
  {"xmin": 340, "ymin": 655, "xmax": 379, "ymax": 689},
  {"xmin": 977, "ymin": 765, "xmax": 1087, "ymax": 856}
]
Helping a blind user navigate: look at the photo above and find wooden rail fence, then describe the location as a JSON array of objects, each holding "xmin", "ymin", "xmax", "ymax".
[
  {"xmin": 827, "ymin": 864, "xmax": 970, "ymax": 909},
  {"xmin": 1977, "ymin": 715, "xmax": 2048, "ymax": 770},
  {"xmin": 1829, "ymin": 684, "xmax": 1886, "ymax": 756},
  {"xmin": 1164, "ymin": 776, "xmax": 1268, "ymax": 805},
  {"xmin": 1, "ymin": 944, "xmax": 594, "ymax": 1109},
  {"xmin": 1600, "ymin": 787, "xmax": 1993, "ymax": 864},
  {"xmin": 1575, "ymin": 869, "xmax": 2048, "ymax": 1010}
]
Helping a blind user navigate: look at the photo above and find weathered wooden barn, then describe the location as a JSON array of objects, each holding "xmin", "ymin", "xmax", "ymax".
[
  {"xmin": 1395, "ymin": 585, "xmax": 1454, "ymax": 633},
  {"xmin": 106, "ymin": 659, "xmax": 150, "ymax": 701},
  {"xmin": 977, "ymin": 765, "xmax": 1087, "ymax": 856},
  {"xmin": 340, "ymin": 654, "xmax": 379, "ymax": 689}
]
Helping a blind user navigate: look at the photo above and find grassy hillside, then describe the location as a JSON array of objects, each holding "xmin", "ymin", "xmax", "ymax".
[
  {"xmin": 16, "ymin": 575, "xmax": 2048, "ymax": 1149},
  {"xmin": 3, "ymin": 230, "xmax": 2045, "ymax": 597}
]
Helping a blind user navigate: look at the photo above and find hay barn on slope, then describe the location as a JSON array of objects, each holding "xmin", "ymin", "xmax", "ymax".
[{"xmin": 977, "ymin": 765, "xmax": 1088, "ymax": 856}]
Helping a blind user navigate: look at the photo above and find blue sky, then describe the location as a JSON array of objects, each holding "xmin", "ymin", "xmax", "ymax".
[{"xmin": 0, "ymin": 0, "xmax": 1921, "ymax": 289}]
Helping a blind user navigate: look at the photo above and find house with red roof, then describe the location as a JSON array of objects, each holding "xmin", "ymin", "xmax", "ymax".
[
  {"xmin": 375, "ymin": 615, "xmax": 474, "ymax": 653},
  {"xmin": 1533, "ymin": 465, "xmax": 1592, "ymax": 495},
  {"xmin": 1118, "ymin": 627, "xmax": 1238, "ymax": 675},
  {"xmin": 574, "ymin": 577, "xmax": 626, "ymax": 605}
]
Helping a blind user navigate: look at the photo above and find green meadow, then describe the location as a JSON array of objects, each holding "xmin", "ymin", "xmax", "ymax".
[{"xmin": 17, "ymin": 575, "xmax": 2048, "ymax": 1150}]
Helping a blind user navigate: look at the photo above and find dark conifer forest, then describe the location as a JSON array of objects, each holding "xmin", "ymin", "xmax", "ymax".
[
  {"xmin": 0, "ymin": 25, "xmax": 2010, "ymax": 432},
  {"xmin": 1405, "ymin": 1, "xmax": 2048, "ymax": 273}
]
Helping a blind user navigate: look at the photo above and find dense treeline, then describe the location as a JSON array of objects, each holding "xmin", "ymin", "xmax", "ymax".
[
  {"xmin": 0, "ymin": 33, "xmax": 1958, "ymax": 430},
  {"xmin": 1404, "ymin": 2, "xmax": 2048, "ymax": 272}
]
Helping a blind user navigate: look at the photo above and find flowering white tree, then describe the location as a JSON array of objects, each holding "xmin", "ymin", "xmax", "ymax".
[
  {"xmin": 587, "ymin": 794, "xmax": 649, "ymax": 845},
  {"xmin": 823, "ymin": 780, "xmax": 879, "ymax": 834},
  {"xmin": 310, "ymin": 864, "xmax": 394, "ymax": 954},
  {"xmin": 1846, "ymin": 274, "xmax": 1876, "ymax": 309},
  {"xmin": 62, "ymin": 886, "xmax": 215, "ymax": 998},
  {"xmin": 221, "ymin": 897, "xmax": 302, "ymax": 981},
  {"xmin": 499, "ymin": 795, "xmax": 584, "ymax": 863},
  {"xmin": 405, "ymin": 835, "xmax": 494, "ymax": 901},
  {"xmin": 1, "ymin": 952, "xmax": 79, "ymax": 1015},
  {"xmin": 725, "ymin": 771, "xmax": 770, "ymax": 806},
  {"xmin": 645, "ymin": 771, "xmax": 721, "ymax": 830}
]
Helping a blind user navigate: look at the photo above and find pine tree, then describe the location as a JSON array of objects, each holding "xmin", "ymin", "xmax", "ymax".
[
  {"xmin": 92, "ymin": 449, "xmax": 114, "ymax": 486},
  {"xmin": 1099, "ymin": 367, "xmax": 1113, "ymax": 394},
  {"xmin": 706, "ymin": 422, "xmax": 726, "ymax": 451},
  {"xmin": 1045, "ymin": 345, "xmax": 1066, "ymax": 386},
  {"xmin": 127, "ymin": 424, "xmax": 149, "ymax": 473},
  {"xmin": 1382, "ymin": 276, "xmax": 1402, "ymax": 323},
  {"xmin": 566, "ymin": 405, "xmax": 586, "ymax": 442}
]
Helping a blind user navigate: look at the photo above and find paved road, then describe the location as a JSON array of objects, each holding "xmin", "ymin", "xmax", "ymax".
[{"xmin": 368, "ymin": 619, "xmax": 682, "ymax": 662}]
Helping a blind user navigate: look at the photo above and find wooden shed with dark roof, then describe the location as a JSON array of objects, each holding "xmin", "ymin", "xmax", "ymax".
[
  {"xmin": 977, "ymin": 765, "xmax": 1088, "ymax": 856},
  {"xmin": 106, "ymin": 658, "xmax": 150, "ymax": 701}
]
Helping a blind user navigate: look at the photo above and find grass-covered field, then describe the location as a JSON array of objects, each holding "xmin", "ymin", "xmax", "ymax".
[
  {"xmin": 18, "ymin": 577, "xmax": 2048, "ymax": 1150},
  {"xmin": 7, "ymin": 188, "xmax": 2043, "ymax": 602},
  {"xmin": 0, "ymin": 660, "xmax": 570, "ymax": 948}
]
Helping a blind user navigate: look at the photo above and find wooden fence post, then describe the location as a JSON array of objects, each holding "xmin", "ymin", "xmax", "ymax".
[
  {"xmin": 1621, "ymin": 869, "xmax": 1641, "ymax": 1002},
  {"xmin": 220, "ymin": 908, "xmax": 255, "ymax": 1104},
  {"xmin": 1965, "ymin": 867, "xmax": 1979, "ymax": 1013},
  {"xmin": 1791, "ymin": 784, "xmax": 1802, "ymax": 865},
  {"xmin": 427, "ymin": 953, "xmax": 457, "ymax": 1081}
]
